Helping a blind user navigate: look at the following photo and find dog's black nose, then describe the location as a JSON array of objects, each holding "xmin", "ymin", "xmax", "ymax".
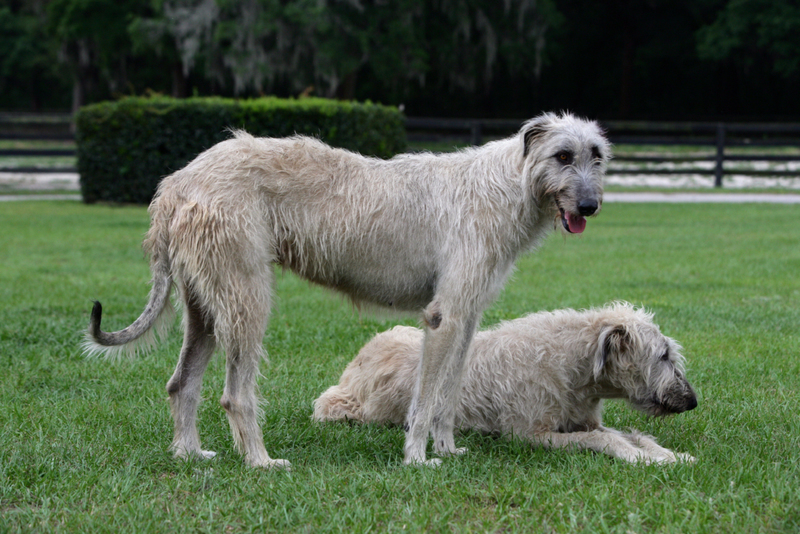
[
  {"xmin": 578, "ymin": 200, "xmax": 598, "ymax": 216},
  {"xmin": 686, "ymin": 394, "xmax": 698, "ymax": 411}
]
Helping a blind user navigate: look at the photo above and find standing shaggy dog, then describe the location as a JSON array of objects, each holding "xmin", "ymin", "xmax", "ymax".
[
  {"xmin": 83, "ymin": 112, "xmax": 610, "ymax": 468},
  {"xmin": 314, "ymin": 303, "xmax": 698, "ymax": 464}
]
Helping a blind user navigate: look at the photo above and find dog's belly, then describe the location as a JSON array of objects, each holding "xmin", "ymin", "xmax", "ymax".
[
  {"xmin": 305, "ymin": 267, "xmax": 436, "ymax": 310},
  {"xmin": 277, "ymin": 244, "xmax": 437, "ymax": 311},
  {"xmin": 331, "ymin": 269, "xmax": 436, "ymax": 310}
]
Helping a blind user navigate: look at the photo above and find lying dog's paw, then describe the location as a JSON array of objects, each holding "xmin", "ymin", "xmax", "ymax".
[
  {"xmin": 633, "ymin": 455, "xmax": 662, "ymax": 466},
  {"xmin": 676, "ymin": 452, "xmax": 696, "ymax": 463}
]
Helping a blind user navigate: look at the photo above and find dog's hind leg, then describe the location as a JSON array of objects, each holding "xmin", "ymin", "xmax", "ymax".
[
  {"xmin": 167, "ymin": 287, "xmax": 217, "ymax": 460},
  {"xmin": 166, "ymin": 200, "xmax": 286, "ymax": 468},
  {"xmin": 404, "ymin": 302, "xmax": 479, "ymax": 466},
  {"xmin": 312, "ymin": 385, "xmax": 363, "ymax": 422},
  {"xmin": 220, "ymin": 336, "xmax": 290, "ymax": 469},
  {"xmin": 216, "ymin": 270, "xmax": 290, "ymax": 470}
]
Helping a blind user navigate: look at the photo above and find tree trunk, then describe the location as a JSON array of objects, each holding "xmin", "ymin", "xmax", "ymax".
[
  {"xmin": 71, "ymin": 75, "xmax": 84, "ymax": 116},
  {"xmin": 619, "ymin": 30, "xmax": 634, "ymax": 119},
  {"xmin": 172, "ymin": 61, "xmax": 188, "ymax": 98},
  {"xmin": 335, "ymin": 70, "xmax": 358, "ymax": 100}
]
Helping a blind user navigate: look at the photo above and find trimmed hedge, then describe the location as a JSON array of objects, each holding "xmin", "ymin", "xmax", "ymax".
[{"xmin": 76, "ymin": 96, "xmax": 407, "ymax": 204}]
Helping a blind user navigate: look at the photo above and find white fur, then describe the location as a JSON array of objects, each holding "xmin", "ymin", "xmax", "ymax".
[
  {"xmin": 84, "ymin": 112, "xmax": 610, "ymax": 468},
  {"xmin": 314, "ymin": 302, "xmax": 697, "ymax": 464}
]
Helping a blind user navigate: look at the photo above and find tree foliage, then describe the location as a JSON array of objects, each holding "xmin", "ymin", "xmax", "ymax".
[
  {"xmin": 697, "ymin": 0, "xmax": 800, "ymax": 78},
  {"xmin": 46, "ymin": 0, "xmax": 146, "ymax": 110},
  {"xmin": 128, "ymin": 0, "xmax": 552, "ymax": 100},
  {"xmin": 1, "ymin": 0, "xmax": 799, "ymax": 119},
  {"xmin": 0, "ymin": 2, "xmax": 69, "ymax": 110}
]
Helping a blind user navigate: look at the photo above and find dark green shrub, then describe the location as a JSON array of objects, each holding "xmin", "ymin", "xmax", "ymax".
[{"xmin": 76, "ymin": 96, "xmax": 406, "ymax": 204}]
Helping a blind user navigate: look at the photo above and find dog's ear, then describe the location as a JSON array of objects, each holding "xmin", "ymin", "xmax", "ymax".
[
  {"xmin": 594, "ymin": 324, "xmax": 631, "ymax": 379},
  {"xmin": 522, "ymin": 116, "xmax": 550, "ymax": 158}
]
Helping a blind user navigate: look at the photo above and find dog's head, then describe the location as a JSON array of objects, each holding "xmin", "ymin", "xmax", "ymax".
[
  {"xmin": 521, "ymin": 112, "xmax": 611, "ymax": 235},
  {"xmin": 593, "ymin": 303, "xmax": 698, "ymax": 416}
]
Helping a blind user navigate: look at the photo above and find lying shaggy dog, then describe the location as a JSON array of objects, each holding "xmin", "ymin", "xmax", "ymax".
[{"xmin": 314, "ymin": 303, "xmax": 697, "ymax": 464}]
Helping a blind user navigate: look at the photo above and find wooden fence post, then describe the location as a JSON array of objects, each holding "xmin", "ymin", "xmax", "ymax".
[
  {"xmin": 714, "ymin": 123, "xmax": 725, "ymax": 188},
  {"xmin": 470, "ymin": 121, "xmax": 483, "ymax": 146}
]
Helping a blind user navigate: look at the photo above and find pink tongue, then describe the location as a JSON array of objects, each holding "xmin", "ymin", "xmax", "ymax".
[{"xmin": 567, "ymin": 212, "xmax": 586, "ymax": 234}]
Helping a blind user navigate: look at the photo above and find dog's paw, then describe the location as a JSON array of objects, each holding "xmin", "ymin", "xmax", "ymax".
[
  {"xmin": 249, "ymin": 458, "xmax": 292, "ymax": 471},
  {"xmin": 437, "ymin": 447, "xmax": 468, "ymax": 457},
  {"xmin": 627, "ymin": 454, "xmax": 669, "ymax": 465},
  {"xmin": 404, "ymin": 457, "xmax": 443, "ymax": 468},
  {"xmin": 676, "ymin": 452, "xmax": 696, "ymax": 463},
  {"xmin": 174, "ymin": 448, "xmax": 217, "ymax": 461}
]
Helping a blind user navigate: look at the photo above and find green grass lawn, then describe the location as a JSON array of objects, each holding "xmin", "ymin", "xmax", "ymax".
[{"xmin": 1, "ymin": 200, "xmax": 798, "ymax": 533}]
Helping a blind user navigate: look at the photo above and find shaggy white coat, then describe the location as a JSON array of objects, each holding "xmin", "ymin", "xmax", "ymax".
[
  {"xmin": 83, "ymin": 112, "xmax": 610, "ymax": 468},
  {"xmin": 314, "ymin": 303, "xmax": 697, "ymax": 464}
]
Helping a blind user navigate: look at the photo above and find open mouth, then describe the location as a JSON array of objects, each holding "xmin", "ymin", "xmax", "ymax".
[{"xmin": 559, "ymin": 207, "xmax": 586, "ymax": 234}]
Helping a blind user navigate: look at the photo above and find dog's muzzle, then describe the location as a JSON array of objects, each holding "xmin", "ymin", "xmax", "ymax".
[{"xmin": 643, "ymin": 387, "xmax": 698, "ymax": 417}]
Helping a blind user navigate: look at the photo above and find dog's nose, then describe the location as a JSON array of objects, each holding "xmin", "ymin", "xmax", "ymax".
[
  {"xmin": 577, "ymin": 200, "xmax": 598, "ymax": 216},
  {"xmin": 686, "ymin": 394, "xmax": 698, "ymax": 411}
]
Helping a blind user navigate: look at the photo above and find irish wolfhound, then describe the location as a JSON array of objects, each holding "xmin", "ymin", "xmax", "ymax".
[
  {"xmin": 314, "ymin": 303, "xmax": 698, "ymax": 464},
  {"xmin": 83, "ymin": 112, "xmax": 610, "ymax": 468}
]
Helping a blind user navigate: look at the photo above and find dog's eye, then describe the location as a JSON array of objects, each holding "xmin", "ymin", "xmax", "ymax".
[
  {"xmin": 555, "ymin": 151, "xmax": 573, "ymax": 164},
  {"xmin": 591, "ymin": 146, "xmax": 603, "ymax": 162},
  {"xmin": 660, "ymin": 351, "xmax": 670, "ymax": 361}
]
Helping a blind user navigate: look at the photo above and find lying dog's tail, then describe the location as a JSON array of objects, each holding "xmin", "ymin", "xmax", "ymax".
[
  {"xmin": 312, "ymin": 385, "xmax": 363, "ymax": 422},
  {"xmin": 82, "ymin": 207, "xmax": 176, "ymax": 359}
]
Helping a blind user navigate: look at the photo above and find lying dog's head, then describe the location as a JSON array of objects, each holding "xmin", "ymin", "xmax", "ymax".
[
  {"xmin": 521, "ymin": 112, "xmax": 610, "ymax": 234},
  {"xmin": 593, "ymin": 303, "xmax": 698, "ymax": 416}
]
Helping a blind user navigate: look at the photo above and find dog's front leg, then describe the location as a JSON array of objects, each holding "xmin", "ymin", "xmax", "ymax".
[
  {"xmin": 533, "ymin": 429, "xmax": 666, "ymax": 464},
  {"xmin": 622, "ymin": 432, "xmax": 695, "ymax": 463},
  {"xmin": 403, "ymin": 302, "xmax": 478, "ymax": 466}
]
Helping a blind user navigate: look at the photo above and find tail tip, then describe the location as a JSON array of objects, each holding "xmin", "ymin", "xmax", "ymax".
[{"xmin": 89, "ymin": 300, "xmax": 102, "ymax": 333}]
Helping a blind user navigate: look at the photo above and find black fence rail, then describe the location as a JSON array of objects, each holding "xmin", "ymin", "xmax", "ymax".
[
  {"xmin": 0, "ymin": 112, "xmax": 76, "ymax": 173},
  {"xmin": 0, "ymin": 112, "xmax": 73, "ymax": 139},
  {"xmin": 406, "ymin": 117, "xmax": 800, "ymax": 187},
  {"xmin": 2, "ymin": 113, "xmax": 799, "ymax": 186}
]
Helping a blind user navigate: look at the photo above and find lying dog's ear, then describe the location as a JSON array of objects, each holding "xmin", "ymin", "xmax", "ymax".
[
  {"xmin": 522, "ymin": 116, "xmax": 550, "ymax": 158},
  {"xmin": 594, "ymin": 324, "xmax": 631, "ymax": 379}
]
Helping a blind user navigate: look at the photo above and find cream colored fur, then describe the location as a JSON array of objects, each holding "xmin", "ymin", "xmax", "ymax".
[
  {"xmin": 83, "ymin": 112, "xmax": 610, "ymax": 468},
  {"xmin": 314, "ymin": 303, "xmax": 697, "ymax": 464}
]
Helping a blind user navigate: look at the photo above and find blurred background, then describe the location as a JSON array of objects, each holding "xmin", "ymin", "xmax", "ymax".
[
  {"xmin": 3, "ymin": 0, "xmax": 800, "ymax": 195},
  {"xmin": 2, "ymin": 0, "xmax": 799, "ymax": 120}
]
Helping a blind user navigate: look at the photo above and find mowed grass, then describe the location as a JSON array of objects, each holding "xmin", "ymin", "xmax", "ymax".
[{"xmin": 1, "ymin": 200, "xmax": 798, "ymax": 533}]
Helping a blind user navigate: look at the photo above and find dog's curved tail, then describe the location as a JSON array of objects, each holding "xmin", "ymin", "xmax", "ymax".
[
  {"xmin": 82, "ymin": 207, "xmax": 176, "ymax": 358},
  {"xmin": 312, "ymin": 385, "xmax": 363, "ymax": 422}
]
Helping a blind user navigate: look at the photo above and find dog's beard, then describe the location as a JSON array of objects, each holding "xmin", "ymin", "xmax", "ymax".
[{"xmin": 631, "ymin": 394, "xmax": 695, "ymax": 417}]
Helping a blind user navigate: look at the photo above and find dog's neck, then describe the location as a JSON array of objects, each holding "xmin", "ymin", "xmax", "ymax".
[
  {"xmin": 575, "ymin": 370, "xmax": 629, "ymax": 402},
  {"xmin": 450, "ymin": 137, "xmax": 562, "ymax": 257}
]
